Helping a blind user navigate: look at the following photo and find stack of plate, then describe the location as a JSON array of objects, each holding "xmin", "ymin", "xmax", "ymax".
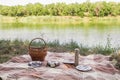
[
  {"xmin": 76, "ymin": 65, "xmax": 92, "ymax": 72},
  {"xmin": 28, "ymin": 61, "xmax": 42, "ymax": 67}
]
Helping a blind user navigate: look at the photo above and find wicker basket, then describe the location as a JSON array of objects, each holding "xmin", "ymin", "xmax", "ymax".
[{"xmin": 29, "ymin": 38, "xmax": 47, "ymax": 61}]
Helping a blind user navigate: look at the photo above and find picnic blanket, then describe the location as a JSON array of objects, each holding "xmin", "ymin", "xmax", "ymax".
[{"xmin": 0, "ymin": 52, "xmax": 120, "ymax": 80}]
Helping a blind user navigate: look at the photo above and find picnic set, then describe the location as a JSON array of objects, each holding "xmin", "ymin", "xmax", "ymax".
[{"xmin": 28, "ymin": 37, "xmax": 92, "ymax": 71}]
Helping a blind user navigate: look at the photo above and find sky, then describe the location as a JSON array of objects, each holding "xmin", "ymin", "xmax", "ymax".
[{"xmin": 0, "ymin": 0, "xmax": 120, "ymax": 6}]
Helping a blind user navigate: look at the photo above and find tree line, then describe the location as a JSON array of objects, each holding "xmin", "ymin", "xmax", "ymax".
[{"xmin": 0, "ymin": 1, "xmax": 120, "ymax": 17}]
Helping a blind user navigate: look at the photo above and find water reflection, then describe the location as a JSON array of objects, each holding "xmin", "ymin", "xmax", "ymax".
[{"xmin": 0, "ymin": 23, "xmax": 120, "ymax": 47}]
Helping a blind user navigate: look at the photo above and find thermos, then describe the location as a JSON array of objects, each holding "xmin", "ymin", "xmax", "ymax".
[{"xmin": 75, "ymin": 48, "xmax": 79, "ymax": 66}]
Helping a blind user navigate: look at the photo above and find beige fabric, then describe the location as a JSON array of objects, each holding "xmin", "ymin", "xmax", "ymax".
[{"xmin": 0, "ymin": 52, "xmax": 120, "ymax": 80}]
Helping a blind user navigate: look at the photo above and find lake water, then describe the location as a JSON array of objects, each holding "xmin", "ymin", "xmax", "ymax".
[{"xmin": 0, "ymin": 23, "xmax": 120, "ymax": 47}]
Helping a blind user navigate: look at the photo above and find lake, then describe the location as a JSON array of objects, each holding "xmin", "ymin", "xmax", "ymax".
[{"xmin": 0, "ymin": 23, "xmax": 120, "ymax": 48}]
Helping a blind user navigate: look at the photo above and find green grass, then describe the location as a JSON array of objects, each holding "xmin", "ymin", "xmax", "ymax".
[
  {"xmin": 0, "ymin": 16, "xmax": 120, "ymax": 26},
  {"xmin": 0, "ymin": 39, "xmax": 117, "ymax": 63}
]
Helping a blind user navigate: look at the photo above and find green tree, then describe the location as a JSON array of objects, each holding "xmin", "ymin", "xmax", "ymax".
[
  {"xmin": 16, "ymin": 5, "xmax": 27, "ymax": 16},
  {"xmin": 0, "ymin": 1, "xmax": 120, "ymax": 17},
  {"xmin": 0, "ymin": 6, "xmax": 9, "ymax": 16}
]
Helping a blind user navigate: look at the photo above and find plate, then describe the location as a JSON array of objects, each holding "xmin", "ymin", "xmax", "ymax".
[
  {"xmin": 63, "ymin": 61, "xmax": 74, "ymax": 65},
  {"xmin": 28, "ymin": 61, "xmax": 42, "ymax": 67},
  {"xmin": 76, "ymin": 65, "xmax": 92, "ymax": 72}
]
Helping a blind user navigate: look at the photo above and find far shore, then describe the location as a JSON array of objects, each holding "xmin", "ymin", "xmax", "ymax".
[{"xmin": 0, "ymin": 16, "xmax": 120, "ymax": 26}]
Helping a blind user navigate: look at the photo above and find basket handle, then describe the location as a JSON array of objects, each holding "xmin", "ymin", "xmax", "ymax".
[{"xmin": 29, "ymin": 38, "xmax": 46, "ymax": 49}]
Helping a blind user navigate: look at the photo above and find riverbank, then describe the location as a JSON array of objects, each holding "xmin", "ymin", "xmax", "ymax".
[
  {"xmin": 0, "ymin": 16, "xmax": 120, "ymax": 26},
  {"xmin": 0, "ymin": 39, "xmax": 118, "ymax": 63}
]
